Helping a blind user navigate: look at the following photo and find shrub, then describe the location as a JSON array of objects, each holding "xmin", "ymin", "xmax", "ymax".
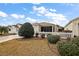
[
  {"xmin": 41, "ymin": 34, "xmax": 45, "ymax": 38},
  {"xmin": 47, "ymin": 34, "xmax": 51, "ymax": 36},
  {"xmin": 47, "ymin": 34, "xmax": 60, "ymax": 44},
  {"xmin": 57, "ymin": 42, "xmax": 79, "ymax": 56},
  {"xmin": 66, "ymin": 37, "xmax": 71, "ymax": 41},
  {"xmin": 72, "ymin": 37, "xmax": 79, "ymax": 47},
  {"xmin": 0, "ymin": 26, "xmax": 8, "ymax": 35},
  {"xmin": 18, "ymin": 22, "xmax": 34, "ymax": 38}
]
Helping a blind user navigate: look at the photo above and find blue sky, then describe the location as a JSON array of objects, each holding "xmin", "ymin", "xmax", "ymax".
[{"xmin": 0, "ymin": 3, "xmax": 79, "ymax": 26}]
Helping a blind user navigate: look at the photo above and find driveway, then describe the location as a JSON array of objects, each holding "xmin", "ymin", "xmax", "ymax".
[{"xmin": 0, "ymin": 35, "xmax": 22, "ymax": 43}]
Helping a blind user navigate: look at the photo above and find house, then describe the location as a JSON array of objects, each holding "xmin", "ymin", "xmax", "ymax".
[
  {"xmin": 8, "ymin": 24, "xmax": 22, "ymax": 34},
  {"xmin": 33, "ymin": 22, "xmax": 63, "ymax": 33},
  {"xmin": 64, "ymin": 17, "xmax": 79, "ymax": 37},
  {"xmin": 32, "ymin": 22, "xmax": 63, "ymax": 37},
  {"xmin": 8, "ymin": 25, "xmax": 18, "ymax": 34}
]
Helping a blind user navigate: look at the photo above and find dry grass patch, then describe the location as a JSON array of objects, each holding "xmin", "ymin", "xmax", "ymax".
[{"xmin": 0, "ymin": 38, "xmax": 59, "ymax": 56}]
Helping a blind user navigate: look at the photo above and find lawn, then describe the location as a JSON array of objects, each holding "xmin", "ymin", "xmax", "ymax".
[{"xmin": 0, "ymin": 38, "xmax": 59, "ymax": 56}]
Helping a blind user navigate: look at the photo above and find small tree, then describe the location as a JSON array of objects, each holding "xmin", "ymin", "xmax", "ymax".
[
  {"xmin": 3, "ymin": 27, "xmax": 8, "ymax": 34},
  {"xmin": 18, "ymin": 22, "xmax": 34, "ymax": 38},
  {"xmin": 0, "ymin": 26, "xmax": 8, "ymax": 35}
]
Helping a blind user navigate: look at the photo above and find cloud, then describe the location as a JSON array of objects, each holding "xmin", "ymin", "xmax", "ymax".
[
  {"xmin": 23, "ymin": 8, "xmax": 27, "ymax": 11},
  {"xmin": 45, "ymin": 12, "xmax": 68, "ymax": 26},
  {"xmin": 11, "ymin": 14, "xmax": 25, "ymax": 19},
  {"xmin": 19, "ymin": 15, "xmax": 25, "ymax": 18},
  {"xmin": 32, "ymin": 6, "xmax": 68, "ymax": 26},
  {"xmin": 25, "ymin": 17, "xmax": 37, "ymax": 23},
  {"xmin": 49, "ymin": 9, "xmax": 56, "ymax": 12},
  {"xmin": 0, "ymin": 11, "xmax": 8, "ymax": 17},
  {"xmin": 2, "ymin": 19, "xmax": 7, "ymax": 21},
  {"xmin": 45, "ymin": 12, "xmax": 67, "ymax": 20},
  {"xmin": 33, "ymin": 6, "xmax": 48, "ymax": 15},
  {"xmin": 37, "ymin": 14, "xmax": 42, "ymax": 16},
  {"xmin": 11, "ymin": 14, "xmax": 19, "ymax": 19}
]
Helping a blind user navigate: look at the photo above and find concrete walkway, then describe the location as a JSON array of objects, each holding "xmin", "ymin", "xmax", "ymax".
[{"xmin": 0, "ymin": 35, "xmax": 22, "ymax": 43}]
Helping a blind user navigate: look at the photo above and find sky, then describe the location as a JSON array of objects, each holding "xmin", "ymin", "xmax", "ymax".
[{"xmin": 0, "ymin": 3, "xmax": 79, "ymax": 27}]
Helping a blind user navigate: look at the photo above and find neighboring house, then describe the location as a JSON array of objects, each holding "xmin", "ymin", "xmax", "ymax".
[
  {"xmin": 65, "ymin": 17, "xmax": 79, "ymax": 37},
  {"xmin": 8, "ymin": 24, "xmax": 22, "ymax": 34}
]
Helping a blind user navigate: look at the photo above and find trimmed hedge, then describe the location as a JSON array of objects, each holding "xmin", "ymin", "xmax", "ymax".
[{"xmin": 47, "ymin": 34, "xmax": 60, "ymax": 44}]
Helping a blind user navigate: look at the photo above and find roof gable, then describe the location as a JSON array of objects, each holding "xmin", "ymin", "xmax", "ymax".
[{"xmin": 65, "ymin": 17, "xmax": 79, "ymax": 28}]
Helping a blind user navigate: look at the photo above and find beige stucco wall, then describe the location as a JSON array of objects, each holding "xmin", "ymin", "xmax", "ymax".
[
  {"xmin": 55, "ymin": 25, "xmax": 59, "ymax": 32},
  {"xmin": 65, "ymin": 22, "xmax": 73, "ymax": 31},
  {"xmin": 65, "ymin": 18, "xmax": 79, "ymax": 36},
  {"xmin": 33, "ymin": 25, "xmax": 40, "ymax": 33},
  {"xmin": 73, "ymin": 19, "xmax": 79, "ymax": 36}
]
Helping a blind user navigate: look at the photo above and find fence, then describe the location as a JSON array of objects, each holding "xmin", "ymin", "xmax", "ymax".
[{"xmin": 38, "ymin": 32, "xmax": 72, "ymax": 39}]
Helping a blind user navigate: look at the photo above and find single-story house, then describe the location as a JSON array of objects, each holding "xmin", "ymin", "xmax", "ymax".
[
  {"xmin": 32, "ymin": 22, "xmax": 64, "ymax": 37},
  {"xmin": 65, "ymin": 17, "xmax": 79, "ymax": 37}
]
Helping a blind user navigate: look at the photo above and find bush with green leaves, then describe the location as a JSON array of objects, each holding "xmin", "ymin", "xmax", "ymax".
[
  {"xmin": 66, "ymin": 37, "xmax": 71, "ymax": 41},
  {"xmin": 0, "ymin": 26, "xmax": 8, "ymax": 35},
  {"xmin": 72, "ymin": 37, "xmax": 79, "ymax": 47},
  {"xmin": 47, "ymin": 34, "xmax": 60, "ymax": 44},
  {"xmin": 18, "ymin": 22, "xmax": 34, "ymax": 38},
  {"xmin": 57, "ymin": 42, "xmax": 79, "ymax": 56}
]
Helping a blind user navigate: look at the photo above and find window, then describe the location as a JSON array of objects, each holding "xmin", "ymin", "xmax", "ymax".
[{"xmin": 41, "ymin": 26, "xmax": 52, "ymax": 32}]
